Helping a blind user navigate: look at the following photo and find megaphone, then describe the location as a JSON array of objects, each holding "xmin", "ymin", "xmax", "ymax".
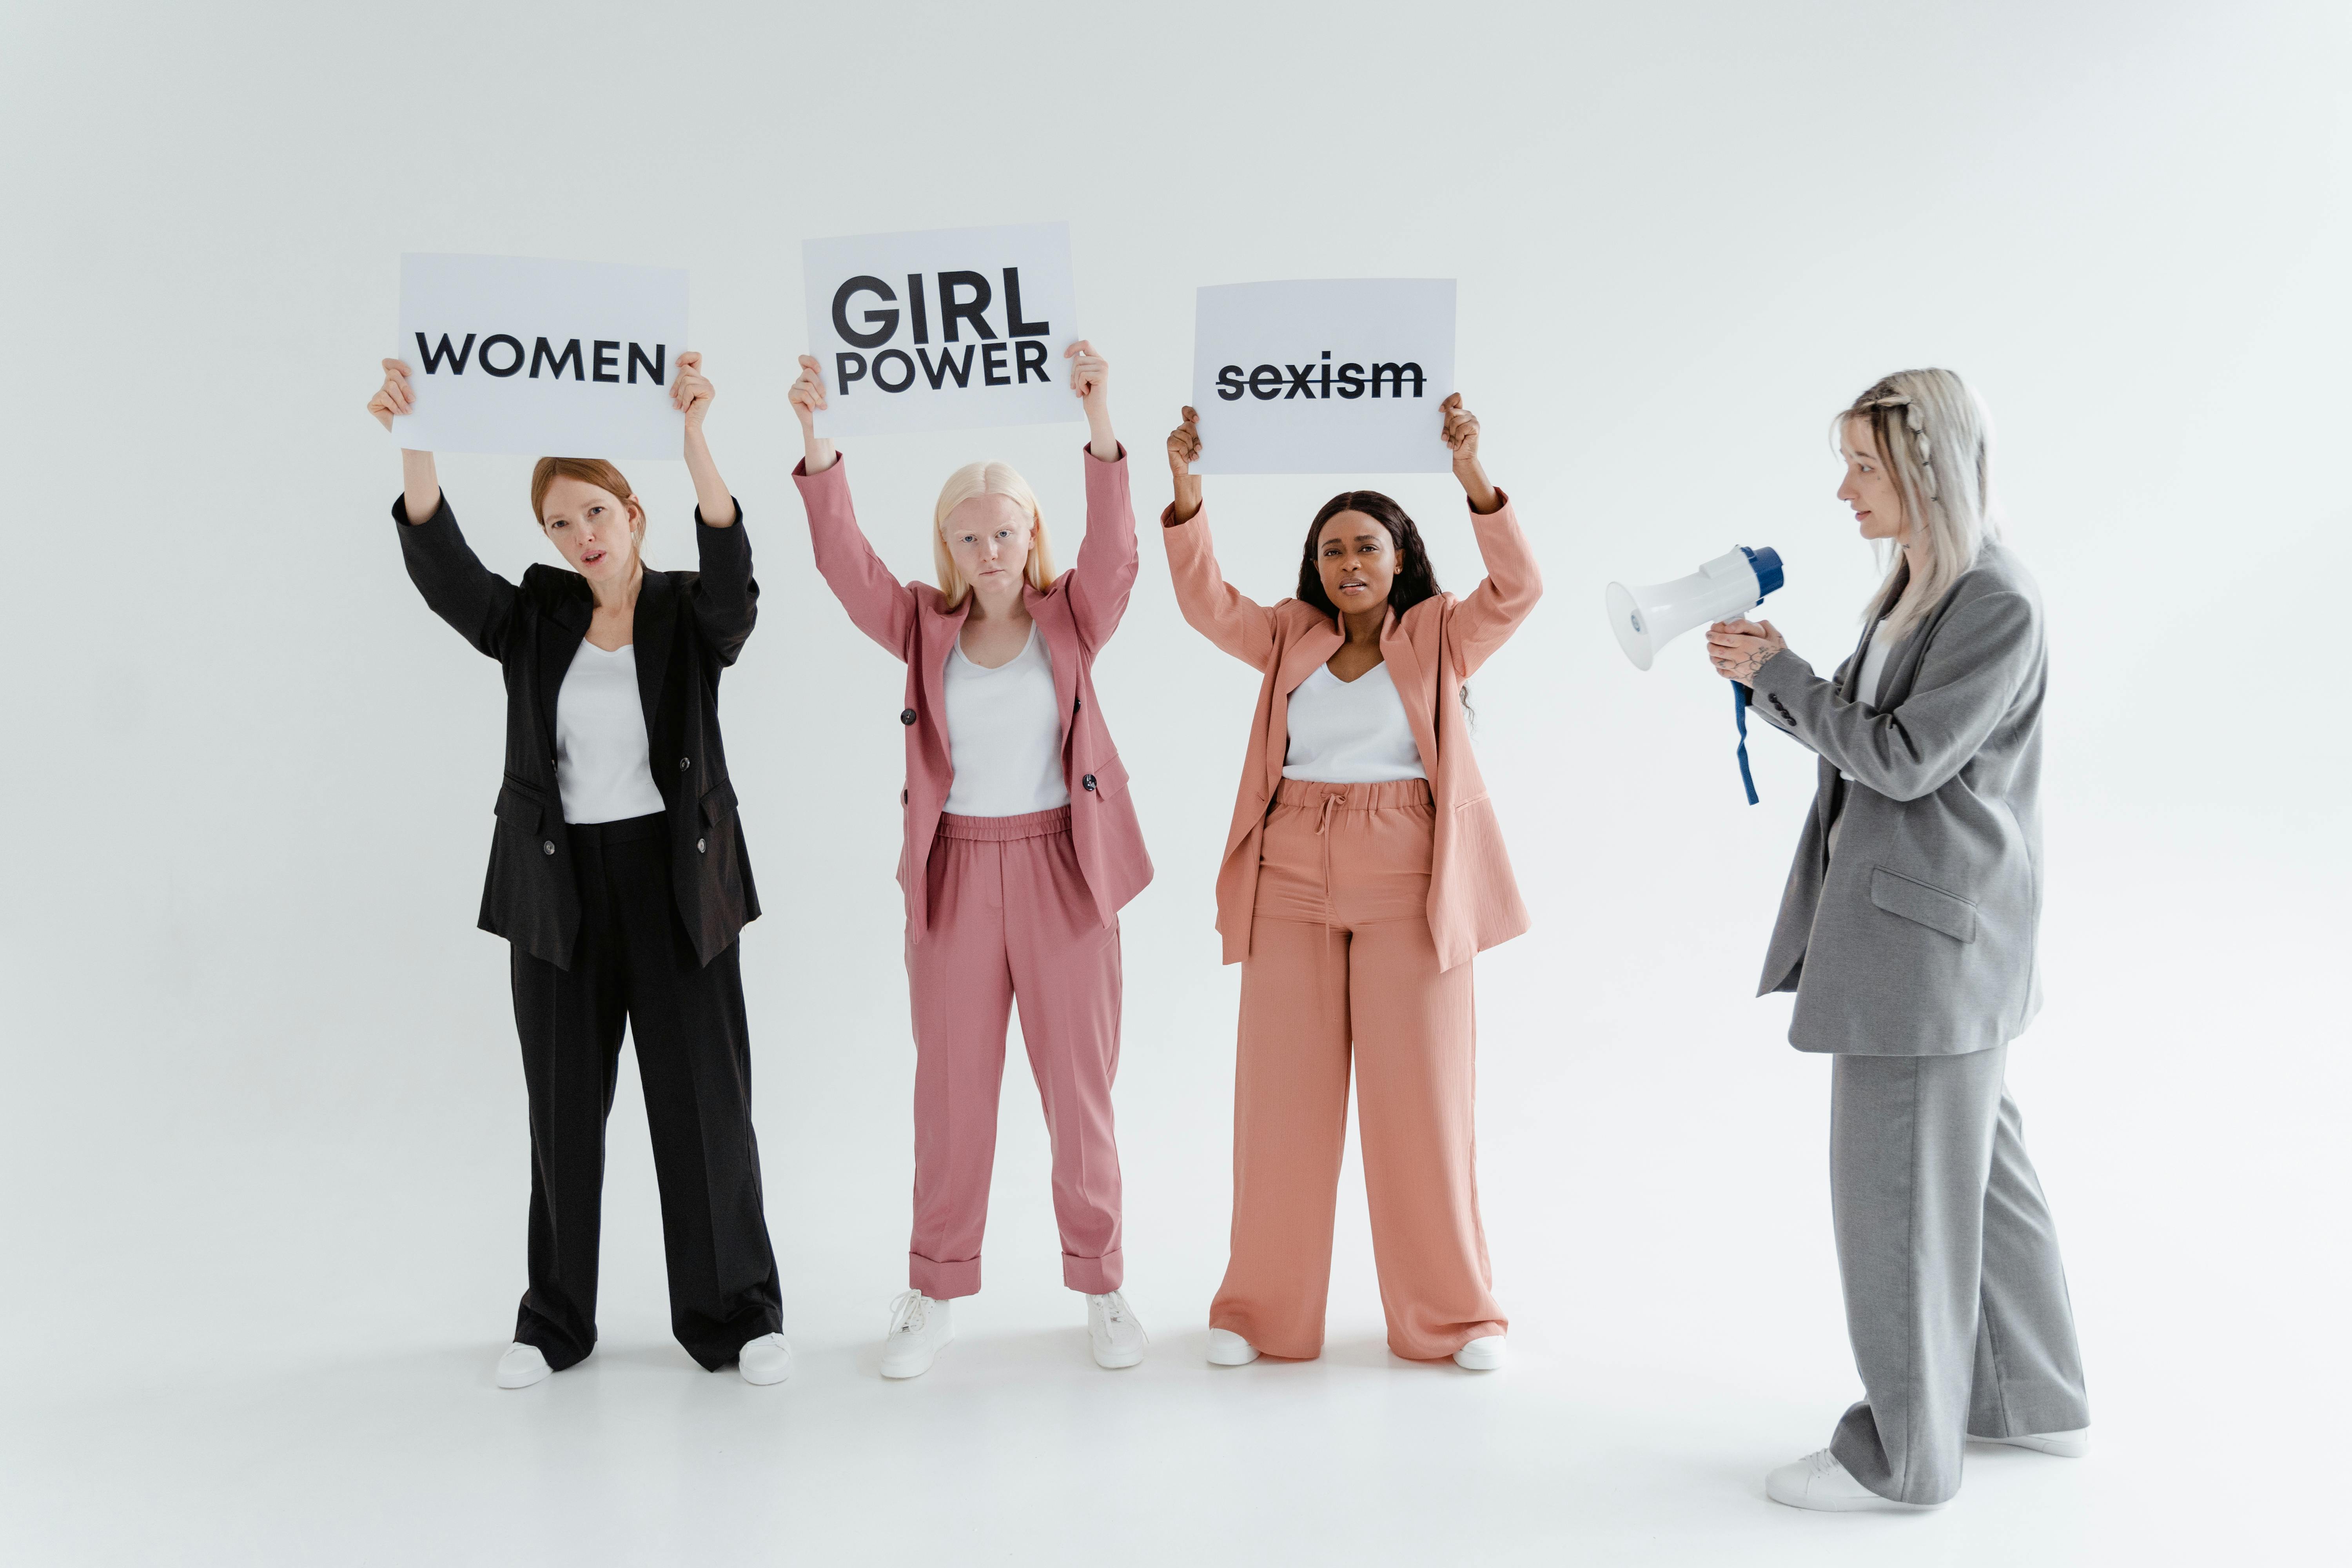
[
  {"xmin": 1605, "ymin": 546, "xmax": 1785, "ymax": 670},
  {"xmin": 1604, "ymin": 546, "xmax": 1787, "ymax": 804}
]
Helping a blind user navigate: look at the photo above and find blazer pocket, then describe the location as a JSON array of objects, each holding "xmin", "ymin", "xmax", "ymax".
[
  {"xmin": 1083, "ymin": 754, "xmax": 1131, "ymax": 800},
  {"xmin": 698, "ymin": 778, "xmax": 740, "ymax": 824},
  {"xmin": 1869, "ymin": 866, "xmax": 1978, "ymax": 943},
  {"xmin": 494, "ymin": 784, "xmax": 543, "ymax": 834}
]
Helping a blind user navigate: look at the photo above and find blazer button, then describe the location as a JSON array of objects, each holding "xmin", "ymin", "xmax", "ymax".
[
  {"xmin": 1073, "ymin": 696, "xmax": 1083, "ymax": 713},
  {"xmin": 696, "ymin": 837, "xmax": 707, "ymax": 854},
  {"xmin": 679, "ymin": 756, "xmax": 691, "ymax": 771},
  {"xmin": 542, "ymin": 840, "xmax": 555, "ymax": 856},
  {"xmin": 900, "ymin": 708, "xmax": 917, "ymax": 726},
  {"xmin": 1082, "ymin": 774, "xmax": 1098, "ymax": 792}
]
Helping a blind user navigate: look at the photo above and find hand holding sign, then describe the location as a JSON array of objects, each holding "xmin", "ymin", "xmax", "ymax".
[
  {"xmin": 789, "ymin": 354, "xmax": 836, "ymax": 476},
  {"xmin": 368, "ymin": 359, "xmax": 416, "ymax": 430},
  {"xmin": 1439, "ymin": 393, "xmax": 1499, "ymax": 514},
  {"xmin": 671, "ymin": 351, "xmax": 716, "ymax": 432},
  {"xmin": 1166, "ymin": 405, "xmax": 1204, "ymax": 524}
]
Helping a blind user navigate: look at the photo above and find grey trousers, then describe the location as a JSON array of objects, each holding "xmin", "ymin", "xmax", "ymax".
[{"xmin": 1828, "ymin": 1044, "xmax": 2091, "ymax": 1503}]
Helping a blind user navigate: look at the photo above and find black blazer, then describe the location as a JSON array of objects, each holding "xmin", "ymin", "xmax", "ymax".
[{"xmin": 394, "ymin": 493, "xmax": 761, "ymax": 971}]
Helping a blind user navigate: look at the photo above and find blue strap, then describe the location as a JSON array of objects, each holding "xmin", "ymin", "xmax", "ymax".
[{"xmin": 1733, "ymin": 682, "xmax": 1759, "ymax": 805}]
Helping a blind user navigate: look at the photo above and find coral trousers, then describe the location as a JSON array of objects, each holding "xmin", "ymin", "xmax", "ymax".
[
  {"xmin": 1210, "ymin": 778, "xmax": 1508, "ymax": 1360},
  {"xmin": 905, "ymin": 806, "xmax": 1124, "ymax": 1298}
]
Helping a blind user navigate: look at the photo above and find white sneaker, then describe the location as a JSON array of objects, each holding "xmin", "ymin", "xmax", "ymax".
[
  {"xmin": 1765, "ymin": 1448, "xmax": 1938, "ymax": 1512},
  {"xmin": 1453, "ymin": 1336, "xmax": 1507, "ymax": 1371},
  {"xmin": 1206, "ymin": 1328, "xmax": 1259, "ymax": 1366},
  {"xmin": 1978, "ymin": 1427, "xmax": 2089, "ymax": 1457},
  {"xmin": 737, "ymin": 1332, "xmax": 793, "ymax": 1386},
  {"xmin": 1086, "ymin": 1291, "xmax": 1147, "ymax": 1369},
  {"xmin": 494, "ymin": 1342, "xmax": 551, "ymax": 1389},
  {"xmin": 880, "ymin": 1290, "xmax": 953, "ymax": 1379}
]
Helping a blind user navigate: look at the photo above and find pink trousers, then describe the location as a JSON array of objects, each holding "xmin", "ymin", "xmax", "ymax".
[
  {"xmin": 1210, "ymin": 778, "xmax": 1507, "ymax": 1360},
  {"xmin": 906, "ymin": 806, "xmax": 1123, "ymax": 1298}
]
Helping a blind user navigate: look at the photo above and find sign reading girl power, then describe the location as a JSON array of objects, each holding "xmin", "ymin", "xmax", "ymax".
[
  {"xmin": 391, "ymin": 254, "xmax": 688, "ymax": 458},
  {"xmin": 1190, "ymin": 279, "xmax": 1456, "ymax": 475},
  {"xmin": 803, "ymin": 223, "xmax": 1081, "ymax": 437}
]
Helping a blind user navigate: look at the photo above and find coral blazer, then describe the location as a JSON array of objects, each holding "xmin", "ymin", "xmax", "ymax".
[
  {"xmin": 1161, "ymin": 494, "xmax": 1541, "ymax": 971},
  {"xmin": 797, "ymin": 446, "xmax": 1152, "ymax": 942}
]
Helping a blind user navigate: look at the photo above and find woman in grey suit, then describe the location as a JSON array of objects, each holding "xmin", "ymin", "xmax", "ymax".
[{"xmin": 1707, "ymin": 368, "xmax": 2090, "ymax": 1512}]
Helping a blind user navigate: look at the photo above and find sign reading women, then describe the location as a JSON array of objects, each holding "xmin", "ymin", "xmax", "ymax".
[
  {"xmin": 391, "ymin": 254, "xmax": 688, "ymax": 458},
  {"xmin": 802, "ymin": 223, "xmax": 1081, "ymax": 437},
  {"xmin": 1189, "ymin": 279, "xmax": 1456, "ymax": 474}
]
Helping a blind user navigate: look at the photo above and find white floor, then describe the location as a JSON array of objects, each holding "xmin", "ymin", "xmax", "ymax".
[
  {"xmin": 4, "ymin": 1046, "xmax": 2341, "ymax": 1568},
  {"xmin": 1, "ymin": 1283, "xmax": 2324, "ymax": 1567}
]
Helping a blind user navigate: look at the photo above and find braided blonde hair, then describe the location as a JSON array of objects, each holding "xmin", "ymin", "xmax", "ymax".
[{"xmin": 1837, "ymin": 368, "xmax": 2001, "ymax": 642}]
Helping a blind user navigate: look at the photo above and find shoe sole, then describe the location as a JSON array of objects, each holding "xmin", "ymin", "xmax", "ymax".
[
  {"xmin": 1206, "ymin": 1349, "xmax": 1259, "ymax": 1366},
  {"xmin": 880, "ymin": 1336, "xmax": 952, "ymax": 1379},
  {"xmin": 739, "ymin": 1363, "xmax": 793, "ymax": 1387},
  {"xmin": 1766, "ymin": 1482, "xmax": 1938, "ymax": 1512},
  {"xmin": 1092, "ymin": 1347, "xmax": 1145, "ymax": 1369},
  {"xmin": 495, "ymin": 1371, "xmax": 550, "ymax": 1389},
  {"xmin": 1453, "ymin": 1354, "xmax": 1505, "ymax": 1371}
]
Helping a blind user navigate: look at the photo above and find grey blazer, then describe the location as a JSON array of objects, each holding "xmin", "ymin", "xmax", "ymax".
[{"xmin": 1747, "ymin": 541, "xmax": 2045, "ymax": 1056}]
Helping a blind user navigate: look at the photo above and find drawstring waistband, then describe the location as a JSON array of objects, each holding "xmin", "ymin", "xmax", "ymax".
[
  {"xmin": 1266, "ymin": 778, "xmax": 1434, "ymax": 928},
  {"xmin": 935, "ymin": 804, "xmax": 1073, "ymax": 842}
]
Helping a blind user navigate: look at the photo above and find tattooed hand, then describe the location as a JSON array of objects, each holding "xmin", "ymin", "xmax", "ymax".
[{"xmin": 1706, "ymin": 618, "xmax": 1787, "ymax": 687}]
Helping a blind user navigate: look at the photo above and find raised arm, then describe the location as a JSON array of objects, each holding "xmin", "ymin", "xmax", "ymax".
[
  {"xmin": 675, "ymin": 351, "xmax": 737, "ymax": 528},
  {"xmin": 664, "ymin": 351, "xmax": 756, "ymax": 660},
  {"xmin": 1739, "ymin": 590, "xmax": 2040, "ymax": 801},
  {"xmin": 788, "ymin": 358, "xmax": 920, "ymax": 657},
  {"xmin": 368, "ymin": 358, "xmax": 443, "ymax": 523},
  {"xmin": 1435, "ymin": 395, "xmax": 1542, "ymax": 675},
  {"xmin": 1160, "ymin": 406, "xmax": 1279, "ymax": 671},
  {"xmin": 1061, "ymin": 341, "xmax": 1138, "ymax": 648},
  {"xmin": 370, "ymin": 358, "xmax": 518, "ymax": 659}
]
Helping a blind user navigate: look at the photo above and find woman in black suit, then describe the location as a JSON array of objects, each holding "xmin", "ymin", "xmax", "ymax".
[{"xmin": 367, "ymin": 353, "xmax": 788, "ymax": 1388}]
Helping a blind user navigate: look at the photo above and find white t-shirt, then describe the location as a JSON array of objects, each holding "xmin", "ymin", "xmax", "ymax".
[
  {"xmin": 943, "ymin": 623, "xmax": 1071, "ymax": 817},
  {"xmin": 1838, "ymin": 624, "xmax": 1895, "ymax": 785},
  {"xmin": 1282, "ymin": 662, "xmax": 1427, "ymax": 783},
  {"xmin": 555, "ymin": 641, "xmax": 668, "ymax": 824}
]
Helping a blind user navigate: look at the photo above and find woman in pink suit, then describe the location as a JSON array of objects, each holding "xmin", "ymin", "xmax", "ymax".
[
  {"xmin": 789, "ymin": 344, "xmax": 1152, "ymax": 1378},
  {"xmin": 1160, "ymin": 396, "xmax": 1540, "ymax": 1370}
]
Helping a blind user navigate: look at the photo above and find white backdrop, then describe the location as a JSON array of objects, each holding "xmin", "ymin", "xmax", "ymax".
[{"xmin": 2, "ymin": 3, "xmax": 2345, "ymax": 1564}]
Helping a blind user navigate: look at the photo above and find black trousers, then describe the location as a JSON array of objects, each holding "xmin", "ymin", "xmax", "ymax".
[{"xmin": 508, "ymin": 813, "xmax": 781, "ymax": 1371}]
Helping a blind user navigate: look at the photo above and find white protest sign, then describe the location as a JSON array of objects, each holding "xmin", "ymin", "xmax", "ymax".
[
  {"xmin": 1190, "ymin": 279, "xmax": 1456, "ymax": 475},
  {"xmin": 804, "ymin": 223, "xmax": 1080, "ymax": 437},
  {"xmin": 391, "ymin": 254, "xmax": 686, "ymax": 458}
]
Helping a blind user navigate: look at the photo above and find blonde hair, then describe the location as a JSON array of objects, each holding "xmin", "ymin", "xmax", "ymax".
[
  {"xmin": 1837, "ymin": 368, "xmax": 2002, "ymax": 642},
  {"xmin": 932, "ymin": 460, "xmax": 1056, "ymax": 606}
]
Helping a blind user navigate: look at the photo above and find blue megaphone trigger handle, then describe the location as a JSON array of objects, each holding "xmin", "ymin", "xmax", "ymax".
[
  {"xmin": 1739, "ymin": 544, "xmax": 1785, "ymax": 602},
  {"xmin": 1733, "ymin": 682, "xmax": 1760, "ymax": 806}
]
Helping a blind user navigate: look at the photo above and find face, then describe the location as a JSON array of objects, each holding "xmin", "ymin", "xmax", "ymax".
[
  {"xmin": 1837, "ymin": 417, "xmax": 1906, "ymax": 542},
  {"xmin": 1315, "ymin": 511, "xmax": 1398, "ymax": 613},
  {"xmin": 942, "ymin": 494, "xmax": 1034, "ymax": 598},
  {"xmin": 539, "ymin": 477, "xmax": 644, "ymax": 586}
]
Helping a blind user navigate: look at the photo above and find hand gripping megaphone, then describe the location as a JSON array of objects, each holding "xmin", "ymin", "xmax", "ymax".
[{"xmin": 1604, "ymin": 546, "xmax": 1786, "ymax": 803}]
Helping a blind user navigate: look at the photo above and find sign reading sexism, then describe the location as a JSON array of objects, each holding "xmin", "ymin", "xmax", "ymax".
[
  {"xmin": 391, "ymin": 253, "xmax": 688, "ymax": 458},
  {"xmin": 803, "ymin": 223, "xmax": 1081, "ymax": 436},
  {"xmin": 1189, "ymin": 279, "xmax": 1456, "ymax": 475}
]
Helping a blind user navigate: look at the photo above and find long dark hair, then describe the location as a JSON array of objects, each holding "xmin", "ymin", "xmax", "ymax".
[{"xmin": 1295, "ymin": 491, "xmax": 1442, "ymax": 617}]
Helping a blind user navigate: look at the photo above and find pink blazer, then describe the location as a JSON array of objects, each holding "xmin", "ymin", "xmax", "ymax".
[
  {"xmin": 797, "ymin": 446, "xmax": 1152, "ymax": 942},
  {"xmin": 1161, "ymin": 494, "xmax": 1541, "ymax": 971}
]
